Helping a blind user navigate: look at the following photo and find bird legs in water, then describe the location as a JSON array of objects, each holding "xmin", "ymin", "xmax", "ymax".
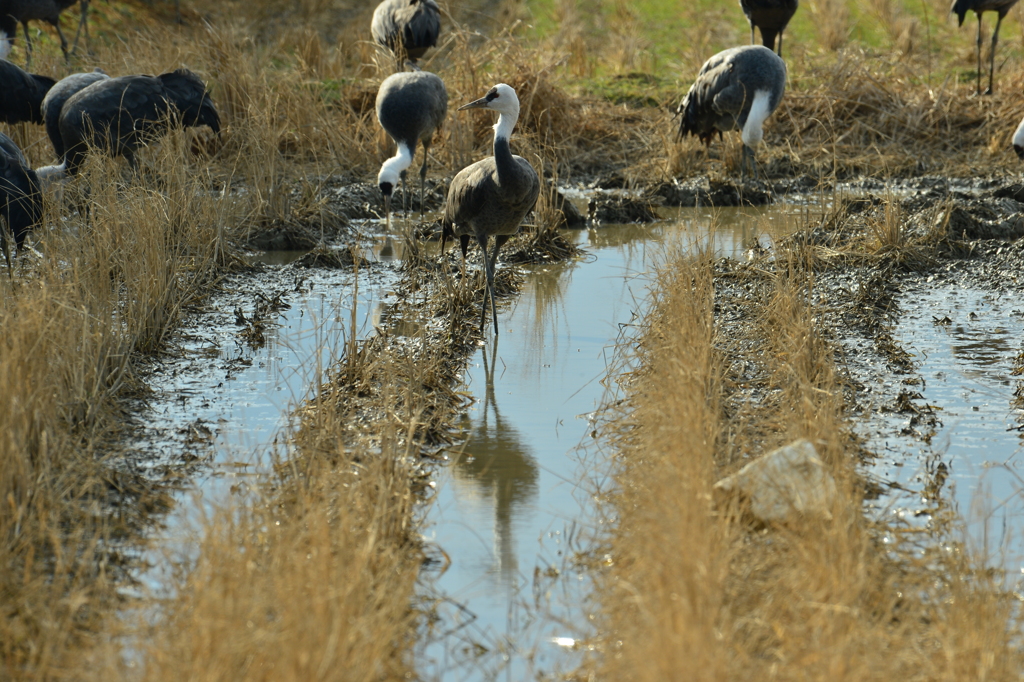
[
  {"xmin": 976, "ymin": 11, "xmax": 1007, "ymax": 95},
  {"xmin": 479, "ymin": 233, "xmax": 510, "ymax": 335},
  {"xmin": 419, "ymin": 142, "xmax": 431, "ymax": 218},
  {"xmin": 741, "ymin": 144, "xmax": 759, "ymax": 181}
]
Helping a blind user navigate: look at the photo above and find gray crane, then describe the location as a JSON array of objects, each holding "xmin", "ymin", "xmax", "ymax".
[
  {"xmin": 47, "ymin": 69, "xmax": 220, "ymax": 178},
  {"xmin": 40, "ymin": 68, "xmax": 107, "ymax": 160},
  {"xmin": 740, "ymin": 0, "xmax": 798, "ymax": 56},
  {"xmin": 375, "ymin": 70, "xmax": 447, "ymax": 229},
  {"xmin": 675, "ymin": 45, "xmax": 786, "ymax": 180},
  {"xmin": 0, "ymin": 131, "xmax": 42, "ymax": 274},
  {"xmin": 371, "ymin": 0, "xmax": 440, "ymax": 68},
  {"xmin": 441, "ymin": 83, "xmax": 539, "ymax": 335},
  {"xmin": 952, "ymin": 0, "xmax": 1019, "ymax": 95},
  {"xmin": 0, "ymin": 57, "xmax": 55, "ymax": 124},
  {"xmin": 0, "ymin": 0, "xmax": 90, "ymax": 67}
]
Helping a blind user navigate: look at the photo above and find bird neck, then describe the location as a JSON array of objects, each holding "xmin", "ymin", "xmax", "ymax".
[
  {"xmin": 741, "ymin": 89, "xmax": 773, "ymax": 148},
  {"xmin": 379, "ymin": 141, "xmax": 414, "ymax": 184},
  {"xmin": 492, "ymin": 111, "xmax": 518, "ymax": 177}
]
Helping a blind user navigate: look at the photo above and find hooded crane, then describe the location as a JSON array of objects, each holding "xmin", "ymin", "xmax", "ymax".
[
  {"xmin": 740, "ymin": 0, "xmax": 798, "ymax": 56},
  {"xmin": 40, "ymin": 68, "xmax": 107, "ymax": 160},
  {"xmin": 0, "ymin": 131, "xmax": 42, "ymax": 274},
  {"xmin": 376, "ymin": 70, "xmax": 447, "ymax": 229},
  {"xmin": 0, "ymin": 0, "xmax": 90, "ymax": 67},
  {"xmin": 1013, "ymin": 113, "xmax": 1024, "ymax": 159},
  {"xmin": 951, "ymin": 0, "xmax": 1019, "ymax": 95},
  {"xmin": 0, "ymin": 57, "xmax": 55, "ymax": 124},
  {"xmin": 676, "ymin": 45, "xmax": 786, "ymax": 180},
  {"xmin": 371, "ymin": 0, "xmax": 440, "ymax": 68},
  {"xmin": 43, "ymin": 69, "xmax": 220, "ymax": 178},
  {"xmin": 441, "ymin": 84, "xmax": 539, "ymax": 335}
]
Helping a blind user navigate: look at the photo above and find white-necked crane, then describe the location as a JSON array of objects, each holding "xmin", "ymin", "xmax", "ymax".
[
  {"xmin": 0, "ymin": 0, "xmax": 90, "ymax": 67},
  {"xmin": 375, "ymin": 70, "xmax": 447, "ymax": 229},
  {"xmin": 676, "ymin": 45, "xmax": 787, "ymax": 180},
  {"xmin": 0, "ymin": 57, "xmax": 55, "ymax": 124},
  {"xmin": 441, "ymin": 83, "xmax": 539, "ymax": 335},
  {"xmin": 40, "ymin": 69, "xmax": 220, "ymax": 178},
  {"xmin": 740, "ymin": 0, "xmax": 798, "ymax": 56},
  {"xmin": 1013, "ymin": 114, "xmax": 1024, "ymax": 159},
  {"xmin": 371, "ymin": 0, "xmax": 440, "ymax": 68},
  {"xmin": 952, "ymin": 0, "xmax": 1020, "ymax": 95},
  {"xmin": 0, "ymin": 131, "xmax": 42, "ymax": 273},
  {"xmin": 40, "ymin": 68, "xmax": 107, "ymax": 160}
]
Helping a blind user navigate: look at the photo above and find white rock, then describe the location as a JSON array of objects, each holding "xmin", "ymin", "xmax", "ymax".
[{"xmin": 713, "ymin": 439, "xmax": 836, "ymax": 523}]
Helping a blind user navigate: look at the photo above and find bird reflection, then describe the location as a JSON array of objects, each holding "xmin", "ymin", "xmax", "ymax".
[{"xmin": 451, "ymin": 341, "xmax": 539, "ymax": 585}]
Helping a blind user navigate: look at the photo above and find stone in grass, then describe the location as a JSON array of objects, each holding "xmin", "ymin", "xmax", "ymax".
[{"xmin": 713, "ymin": 439, "xmax": 836, "ymax": 523}]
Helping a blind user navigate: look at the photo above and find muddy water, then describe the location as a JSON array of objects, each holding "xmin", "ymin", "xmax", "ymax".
[
  {"xmin": 863, "ymin": 284, "xmax": 1024, "ymax": 577},
  {"xmin": 417, "ymin": 202, "xmax": 810, "ymax": 681}
]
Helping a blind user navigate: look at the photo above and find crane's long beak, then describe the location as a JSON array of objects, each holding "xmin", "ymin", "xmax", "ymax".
[{"xmin": 458, "ymin": 96, "xmax": 490, "ymax": 111}]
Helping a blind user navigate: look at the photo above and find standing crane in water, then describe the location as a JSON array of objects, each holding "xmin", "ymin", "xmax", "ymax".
[
  {"xmin": 441, "ymin": 84, "xmax": 539, "ymax": 335},
  {"xmin": 375, "ymin": 70, "xmax": 447, "ymax": 228},
  {"xmin": 371, "ymin": 0, "xmax": 440, "ymax": 68},
  {"xmin": 739, "ymin": 0, "xmax": 798, "ymax": 56},
  {"xmin": 951, "ymin": 0, "xmax": 1019, "ymax": 95},
  {"xmin": 0, "ymin": 0, "xmax": 91, "ymax": 66},
  {"xmin": 676, "ymin": 45, "xmax": 787, "ymax": 180}
]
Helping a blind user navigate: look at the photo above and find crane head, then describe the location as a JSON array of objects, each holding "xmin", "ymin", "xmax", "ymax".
[{"xmin": 458, "ymin": 83, "xmax": 520, "ymax": 118}]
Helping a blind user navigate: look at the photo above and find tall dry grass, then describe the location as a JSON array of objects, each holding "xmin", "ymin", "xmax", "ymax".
[{"xmin": 591, "ymin": 240, "xmax": 1023, "ymax": 679}]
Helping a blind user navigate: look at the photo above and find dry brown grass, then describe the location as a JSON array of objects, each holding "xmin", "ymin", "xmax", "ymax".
[{"xmin": 590, "ymin": 238, "xmax": 1024, "ymax": 679}]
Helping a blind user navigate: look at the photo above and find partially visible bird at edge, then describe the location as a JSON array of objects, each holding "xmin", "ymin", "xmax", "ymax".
[
  {"xmin": 0, "ymin": 0, "xmax": 91, "ymax": 67},
  {"xmin": 675, "ymin": 45, "xmax": 787, "ymax": 180},
  {"xmin": 740, "ymin": 0, "xmax": 798, "ymax": 56},
  {"xmin": 441, "ymin": 83, "xmax": 540, "ymax": 335},
  {"xmin": 371, "ymin": 0, "xmax": 440, "ymax": 69},
  {"xmin": 0, "ymin": 131, "xmax": 43, "ymax": 275},
  {"xmin": 375, "ymin": 69, "xmax": 447, "ymax": 229},
  {"xmin": 1012, "ymin": 113, "xmax": 1024, "ymax": 160},
  {"xmin": 0, "ymin": 57, "xmax": 55, "ymax": 124},
  {"xmin": 951, "ymin": 0, "xmax": 1020, "ymax": 95}
]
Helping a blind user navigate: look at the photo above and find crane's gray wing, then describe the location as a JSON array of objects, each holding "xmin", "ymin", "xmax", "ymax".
[
  {"xmin": 400, "ymin": 0, "xmax": 439, "ymax": 51},
  {"xmin": 42, "ymin": 71, "xmax": 108, "ymax": 159}
]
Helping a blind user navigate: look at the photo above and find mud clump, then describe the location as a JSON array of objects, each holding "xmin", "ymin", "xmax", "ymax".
[
  {"xmin": 587, "ymin": 195, "xmax": 659, "ymax": 224},
  {"xmin": 292, "ymin": 244, "xmax": 370, "ymax": 269},
  {"xmin": 649, "ymin": 177, "xmax": 772, "ymax": 207}
]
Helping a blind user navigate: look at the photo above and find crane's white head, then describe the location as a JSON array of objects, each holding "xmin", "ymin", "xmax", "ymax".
[
  {"xmin": 1013, "ymin": 115, "xmax": 1024, "ymax": 161},
  {"xmin": 377, "ymin": 142, "xmax": 414, "ymax": 230},
  {"xmin": 458, "ymin": 84, "xmax": 521, "ymax": 140}
]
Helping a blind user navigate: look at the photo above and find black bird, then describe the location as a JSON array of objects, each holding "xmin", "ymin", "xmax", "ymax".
[
  {"xmin": 740, "ymin": 0, "xmax": 798, "ymax": 56},
  {"xmin": 0, "ymin": 131, "xmax": 42, "ymax": 273},
  {"xmin": 0, "ymin": 57, "xmax": 55, "ymax": 124},
  {"xmin": 375, "ymin": 70, "xmax": 447, "ymax": 228},
  {"xmin": 371, "ymin": 0, "xmax": 440, "ymax": 67},
  {"xmin": 441, "ymin": 84, "xmax": 540, "ymax": 335},
  {"xmin": 0, "ymin": 0, "xmax": 90, "ymax": 67},
  {"xmin": 676, "ymin": 45, "xmax": 787, "ymax": 179},
  {"xmin": 951, "ymin": 0, "xmax": 1020, "ymax": 95},
  {"xmin": 51, "ymin": 69, "xmax": 220, "ymax": 177},
  {"xmin": 40, "ymin": 68, "xmax": 107, "ymax": 160}
]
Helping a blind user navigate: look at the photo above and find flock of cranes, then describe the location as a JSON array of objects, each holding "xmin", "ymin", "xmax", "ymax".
[{"xmin": 0, "ymin": 0, "xmax": 1023, "ymax": 334}]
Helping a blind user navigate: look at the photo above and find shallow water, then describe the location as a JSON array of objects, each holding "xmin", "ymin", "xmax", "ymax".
[{"xmin": 417, "ymin": 203, "xmax": 810, "ymax": 681}]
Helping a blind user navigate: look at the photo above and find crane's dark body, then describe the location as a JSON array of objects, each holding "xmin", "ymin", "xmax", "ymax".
[
  {"xmin": 442, "ymin": 86, "xmax": 539, "ymax": 334},
  {"xmin": 375, "ymin": 70, "xmax": 447, "ymax": 214},
  {"xmin": 676, "ymin": 45, "xmax": 786, "ymax": 178},
  {"xmin": 371, "ymin": 0, "xmax": 440, "ymax": 65},
  {"xmin": 951, "ymin": 0, "xmax": 1019, "ymax": 94},
  {"xmin": 57, "ymin": 69, "xmax": 220, "ymax": 176},
  {"xmin": 0, "ymin": 0, "xmax": 89, "ymax": 66},
  {"xmin": 0, "ymin": 131, "xmax": 42, "ymax": 269},
  {"xmin": 0, "ymin": 57, "xmax": 55, "ymax": 123},
  {"xmin": 740, "ymin": 0, "xmax": 797, "ymax": 55},
  {"xmin": 41, "ymin": 69, "xmax": 107, "ymax": 159}
]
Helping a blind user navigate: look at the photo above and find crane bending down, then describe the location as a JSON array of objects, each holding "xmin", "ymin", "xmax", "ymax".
[
  {"xmin": 0, "ymin": 0, "xmax": 90, "ymax": 67},
  {"xmin": 676, "ymin": 45, "xmax": 787, "ymax": 180},
  {"xmin": 441, "ymin": 84, "xmax": 539, "ymax": 335},
  {"xmin": 375, "ymin": 70, "xmax": 447, "ymax": 229},
  {"xmin": 951, "ymin": 0, "xmax": 1020, "ymax": 95},
  {"xmin": 740, "ymin": 0, "xmax": 798, "ymax": 56},
  {"xmin": 37, "ymin": 69, "xmax": 220, "ymax": 179},
  {"xmin": 0, "ymin": 131, "xmax": 42, "ymax": 273},
  {"xmin": 40, "ymin": 68, "xmax": 107, "ymax": 160},
  {"xmin": 371, "ymin": 0, "xmax": 440, "ymax": 68},
  {"xmin": 0, "ymin": 58, "xmax": 55, "ymax": 124}
]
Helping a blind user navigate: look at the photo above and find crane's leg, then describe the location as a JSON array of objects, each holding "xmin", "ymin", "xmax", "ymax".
[
  {"xmin": 50, "ymin": 20, "xmax": 70, "ymax": 62},
  {"xmin": 988, "ymin": 12, "xmax": 1005, "ymax": 95},
  {"xmin": 750, "ymin": 23, "xmax": 755, "ymax": 45},
  {"xmin": 21, "ymin": 22, "xmax": 32, "ymax": 69},
  {"xmin": 71, "ymin": 0, "xmax": 89, "ymax": 54},
  {"xmin": 777, "ymin": 29, "xmax": 784, "ymax": 57},
  {"xmin": 419, "ymin": 141, "xmax": 430, "ymax": 218},
  {"xmin": 976, "ymin": 12, "xmax": 983, "ymax": 96},
  {"xmin": 399, "ymin": 169, "xmax": 408, "ymax": 218},
  {"xmin": 1, "ymin": 217, "xmax": 12, "ymax": 280},
  {"xmin": 484, "ymin": 235, "xmax": 510, "ymax": 335}
]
